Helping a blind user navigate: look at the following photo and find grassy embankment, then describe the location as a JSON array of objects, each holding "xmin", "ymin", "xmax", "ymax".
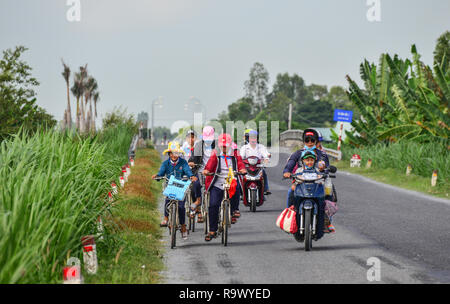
[
  {"xmin": 323, "ymin": 142, "xmax": 449, "ymax": 199},
  {"xmin": 85, "ymin": 147, "xmax": 164, "ymax": 283}
]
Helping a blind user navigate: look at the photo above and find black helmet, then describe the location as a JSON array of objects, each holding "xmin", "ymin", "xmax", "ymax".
[{"xmin": 302, "ymin": 128, "xmax": 319, "ymax": 142}]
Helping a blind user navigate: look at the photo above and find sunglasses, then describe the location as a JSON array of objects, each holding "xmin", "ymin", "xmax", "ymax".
[{"xmin": 305, "ymin": 138, "xmax": 316, "ymax": 143}]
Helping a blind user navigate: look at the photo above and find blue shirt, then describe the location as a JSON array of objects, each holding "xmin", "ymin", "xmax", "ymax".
[{"xmin": 157, "ymin": 157, "xmax": 193, "ymax": 180}]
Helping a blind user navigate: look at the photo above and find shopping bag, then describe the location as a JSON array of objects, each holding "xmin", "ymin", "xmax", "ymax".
[{"xmin": 276, "ymin": 206, "xmax": 298, "ymax": 234}]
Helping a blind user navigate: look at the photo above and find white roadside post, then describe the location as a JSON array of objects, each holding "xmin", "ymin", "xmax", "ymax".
[
  {"xmin": 406, "ymin": 164, "xmax": 412, "ymax": 176},
  {"xmin": 350, "ymin": 154, "xmax": 361, "ymax": 167},
  {"xmin": 81, "ymin": 235, "xmax": 98, "ymax": 275},
  {"xmin": 119, "ymin": 176, "xmax": 125, "ymax": 188},
  {"xmin": 431, "ymin": 170, "xmax": 438, "ymax": 187}
]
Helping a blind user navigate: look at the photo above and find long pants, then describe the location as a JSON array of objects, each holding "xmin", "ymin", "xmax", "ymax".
[
  {"xmin": 263, "ymin": 169, "xmax": 269, "ymax": 191},
  {"xmin": 191, "ymin": 175, "xmax": 202, "ymax": 202},
  {"xmin": 231, "ymin": 184, "xmax": 241, "ymax": 213},
  {"xmin": 164, "ymin": 198, "xmax": 186, "ymax": 225},
  {"xmin": 209, "ymin": 186, "xmax": 240, "ymax": 232}
]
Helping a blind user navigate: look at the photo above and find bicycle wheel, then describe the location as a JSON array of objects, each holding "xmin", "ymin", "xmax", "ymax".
[
  {"xmin": 170, "ymin": 202, "xmax": 177, "ymax": 249},
  {"xmin": 222, "ymin": 201, "xmax": 229, "ymax": 246},
  {"xmin": 185, "ymin": 191, "xmax": 192, "ymax": 233}
]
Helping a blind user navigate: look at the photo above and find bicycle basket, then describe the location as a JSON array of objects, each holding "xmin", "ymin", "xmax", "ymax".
[{"xmin": 163, "ymin": 175, "xmax": 192, "ymax": 201}]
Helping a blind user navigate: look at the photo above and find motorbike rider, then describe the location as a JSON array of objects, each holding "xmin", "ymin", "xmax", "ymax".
[
  {"xmin": 202, "ymin": 133, "xmax": 247, "ymax": 242},
  {"xmin": 287, "ymin": 151, "xmax": 326, "ymax": 240},
  {"xmin": 240, "ymin": 130, "xmax": 271, "ymax": 196},
  {"xmin": 187, "ymin": 126, "xmax": 216, "ymax": 222},
  {"xmin": 152, "ymin": 142, "xmax": 197, "ymax": 240},
  {"xmin": 283, "ymin": 128, "xmax": 335, "ymax": 233}
]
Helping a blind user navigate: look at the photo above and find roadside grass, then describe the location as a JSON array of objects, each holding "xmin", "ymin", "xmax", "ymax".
[
  {"xmin": 85, "ymin": 148, "xmax": 164, "ymax": 284},
  {"xmin": 333, "ymin": 160, "xmax": 449, "ymax": 199}
]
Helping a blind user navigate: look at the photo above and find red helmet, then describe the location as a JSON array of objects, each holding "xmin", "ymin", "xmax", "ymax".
[{"xmin": 218, "ymin": 133, "xmax": 232, "ymax": 148}]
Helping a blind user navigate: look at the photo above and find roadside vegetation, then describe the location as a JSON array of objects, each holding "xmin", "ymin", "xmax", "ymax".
[
  {"xmin": 0, "ymin": 124, "xmax": 135, "ymax": 283},
  {"xmin": 85, "ymin": 148, "xmax": 164, "ymax": 284}
]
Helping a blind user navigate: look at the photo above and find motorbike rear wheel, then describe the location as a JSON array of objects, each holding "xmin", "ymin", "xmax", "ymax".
[{"xmin": 304, "ymin": 209, "xmax": 312, "ymax": 251}]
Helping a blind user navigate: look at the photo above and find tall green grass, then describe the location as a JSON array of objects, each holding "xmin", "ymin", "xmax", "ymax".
[
  {"xmin": 0, "ymin": 126, "xmax": 133, "ymax": 283},
  {"xmin": 341, "ymin": 141, "xmax": 449, "ymax": 186}
]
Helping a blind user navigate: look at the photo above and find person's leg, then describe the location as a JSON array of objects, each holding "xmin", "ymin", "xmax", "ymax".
[
  {"xmin": 230, "ymin": 188, "xmax": 240, "ymax": 223},
  {"xmin": 160, "ymin": 198, "xmax": 170, "ymax": 226},
  {"xmin": 315, "ymin": 199, "xmax": 326, "ymax": 240},
  {"xmin": 263, "ymin": 169, "xmax": 270, "ymax": 194},
  {"xmin": 286, "ymin": 188, "xmax": 293, "ymax": 208},
  {"xmin": 208, "ymin": 187, "xmax": 223, "ymax": 233},
  {"xmin": 178, "ymin": 200, "xmax": 186, "ymax": 225}
]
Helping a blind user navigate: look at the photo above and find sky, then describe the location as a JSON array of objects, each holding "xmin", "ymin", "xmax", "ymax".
[{"xmin": 1, "ymin": 0, "xmax": 449, "ymax": 133}]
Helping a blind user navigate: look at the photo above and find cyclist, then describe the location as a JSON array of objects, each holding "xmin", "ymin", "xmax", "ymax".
[
  {"xmin": 202, "ymin": 133, "xmax": 247, "ymax": 242},
  {"xmin": 152, "ymin": 142, "xmax": 197, "ymax": 240},
  {"xmin": 187, "ymin": 126, "xmax": 216, "ymax": 222},
  {"xmin": 181, "ymin": 129, "xmax": 197, "ymax": 158},
  {"xmin": 240, "ymin": 129, "xmax": 271, "ymax": 196}
]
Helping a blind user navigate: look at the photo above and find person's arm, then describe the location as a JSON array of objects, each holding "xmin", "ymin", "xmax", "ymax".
[
  {"xmin": 239, "ymin": 146, "xmax": 246, "ymax": 159},
  {"xmin": 259, "ymin": 144, "xmax": 270, "ymax": 160},
  {"xmin": 236, "ymin": 153, "xmax": 247, "ymax": 174},
  {"xmin": 283, "ymin": 150, "xmax": 301, "ymax": 174},
  {"xmin": 155, "ymin": 161, "xmax": 167, "ymax": 177}
]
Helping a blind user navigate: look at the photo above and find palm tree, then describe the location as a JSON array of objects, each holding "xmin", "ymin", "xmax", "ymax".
[
  {"xmin": 79, "ymin": 65, "xmax": 88, "ymax": 132},
  {"xmin": 93, "ymin": 91, "xmax": 100, "ymax": 132},
  {"xmin": 61, "ymin": 59, "xmax": 72, "ymax": 129},
  {"xmin": 84, "ymin": 76, "xmax": 97, "ymax": 133},
  {"xmin": 71, "ymin": 73, "xmax": 83, "ymax": 131}
]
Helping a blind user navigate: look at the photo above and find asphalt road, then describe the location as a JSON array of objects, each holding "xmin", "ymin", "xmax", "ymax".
[{"xmin": 156, "ymin": 146, "xmax": 450, "ymax": 284}]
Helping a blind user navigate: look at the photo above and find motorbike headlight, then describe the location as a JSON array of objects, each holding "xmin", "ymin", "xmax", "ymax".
[{"xmin": 248, "ymin": 158, "xmax": 258, "ymax": 165}]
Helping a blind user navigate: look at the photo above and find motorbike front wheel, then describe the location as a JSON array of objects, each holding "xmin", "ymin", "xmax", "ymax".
[
  {"xmin": 250, "ymin": 190, "xmax": 256, "ymax": 212},
  {"xmin": 304, "ymin": 209, "xmax": 313, "ymax": 251}
]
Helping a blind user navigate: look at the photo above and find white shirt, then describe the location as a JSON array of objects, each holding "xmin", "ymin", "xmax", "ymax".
[{"xmin": 240, "ymin": 143, "xmax": 270, "ymax": 160}]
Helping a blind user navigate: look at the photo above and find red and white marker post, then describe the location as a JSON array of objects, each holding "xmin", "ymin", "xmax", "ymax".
[
  {"xmin": 350, "ymin": 154, "xmax": 361, "ymax": 168},
  {"xmin": 63, "ymin": 257, "xmax": 83, "ymax": 284},
  {"xmin": 81, "ymin": 235, "xmax": 98, "ymax": 275}
]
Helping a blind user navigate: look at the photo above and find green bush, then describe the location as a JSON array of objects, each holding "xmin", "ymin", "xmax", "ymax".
[
  {"xmin": 341, "ymin": 141, "xmax": 449, "ymax": 185},
  {"xmin": 0, "ymin": 126, "xmax": 133, "ymax": 283}
]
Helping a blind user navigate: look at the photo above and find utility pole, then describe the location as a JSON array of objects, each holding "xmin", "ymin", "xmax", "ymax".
[
  {"xmin": 288, "ymin": 103, "xmax": 292, "ymax": 130},
  {"xmin": 151, "ymin": 97, "xmax": 163, "ymax": 144}
]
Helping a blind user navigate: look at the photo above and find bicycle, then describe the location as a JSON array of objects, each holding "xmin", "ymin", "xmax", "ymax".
[
  {"xmin": 205, "ymin": 170, "xmax": 244, "ymax": 246},
  {"xmin": 187, "ymin": 164, "xmax": 202, "ymax": 233},
  {"xmin": 154, "ymin": 175, "xmax": 190, "ymax": 249}
]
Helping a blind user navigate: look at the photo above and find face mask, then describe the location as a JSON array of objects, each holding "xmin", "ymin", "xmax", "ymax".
[
  {"xmin": 204, "ymin": 140, "xmax": 213, "ymax": 147},
  {"xmin": 305, "ymin": 145, "xmax": 316, "ymax": 153}
]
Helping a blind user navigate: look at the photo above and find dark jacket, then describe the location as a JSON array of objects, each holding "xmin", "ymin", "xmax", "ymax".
[
  {"xmin": 157, "ymin": 157, "xmax": 193, "ymax": 179},
  {"xmin": 283, "ymin": 148, "xmax": 329, "ymax": 174},
  {"xmin": 188, "ymin": 140, "xmax": 216, "ymax": 165}
]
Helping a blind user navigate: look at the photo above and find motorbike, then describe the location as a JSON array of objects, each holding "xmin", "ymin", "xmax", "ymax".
[
  {"xmin": 242, "ymin": 156, "xmax": 265, "ymax": 212},
  {"xmin": 288, "ymin": 166, "xmax": 337, "ymax": 251}
]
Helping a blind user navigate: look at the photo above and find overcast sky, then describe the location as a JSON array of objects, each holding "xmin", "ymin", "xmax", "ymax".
[{"xmin": 1, "ymin": 0, "xmax": 449, "ymax": 132}]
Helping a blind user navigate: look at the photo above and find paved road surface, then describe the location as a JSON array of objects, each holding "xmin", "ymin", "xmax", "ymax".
[{"xmin": 156, "ymin": 145, "xmax": 450, "ymax": 283}]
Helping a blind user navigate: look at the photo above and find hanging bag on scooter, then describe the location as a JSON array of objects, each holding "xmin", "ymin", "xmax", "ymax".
[{"xmin": 276, "ymin": 206, "xmax": 298, "ymax": 234}]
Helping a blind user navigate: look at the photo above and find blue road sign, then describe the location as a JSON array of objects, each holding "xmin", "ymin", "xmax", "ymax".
[{"xmin": 334, "ymin": 109, "xmax": 353, "ymax": 123}]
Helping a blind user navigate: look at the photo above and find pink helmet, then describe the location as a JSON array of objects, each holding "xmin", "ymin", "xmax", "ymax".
[
  {"xmin": 218, "ymin": 133, "xmax": 232, "ymax": 148},
  {"xmin": 202, "ymin": 126, "xmax": 215, "ymax": 141}
]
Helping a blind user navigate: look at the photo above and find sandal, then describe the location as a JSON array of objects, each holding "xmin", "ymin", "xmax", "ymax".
[
  {"xmin": 231, "ymin": 217, "xmax": 237, "ymax": 224},
  {"xmin": 160, "ymin": 219, "xmax": 168, "ymax": 227},
  {"xmin": 205, "ymin": 232, "xmax": 217, "ymax": 242},
  {"xmin": 233, "ymin": 211, "xmax": 241, "ymax": 218}
]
